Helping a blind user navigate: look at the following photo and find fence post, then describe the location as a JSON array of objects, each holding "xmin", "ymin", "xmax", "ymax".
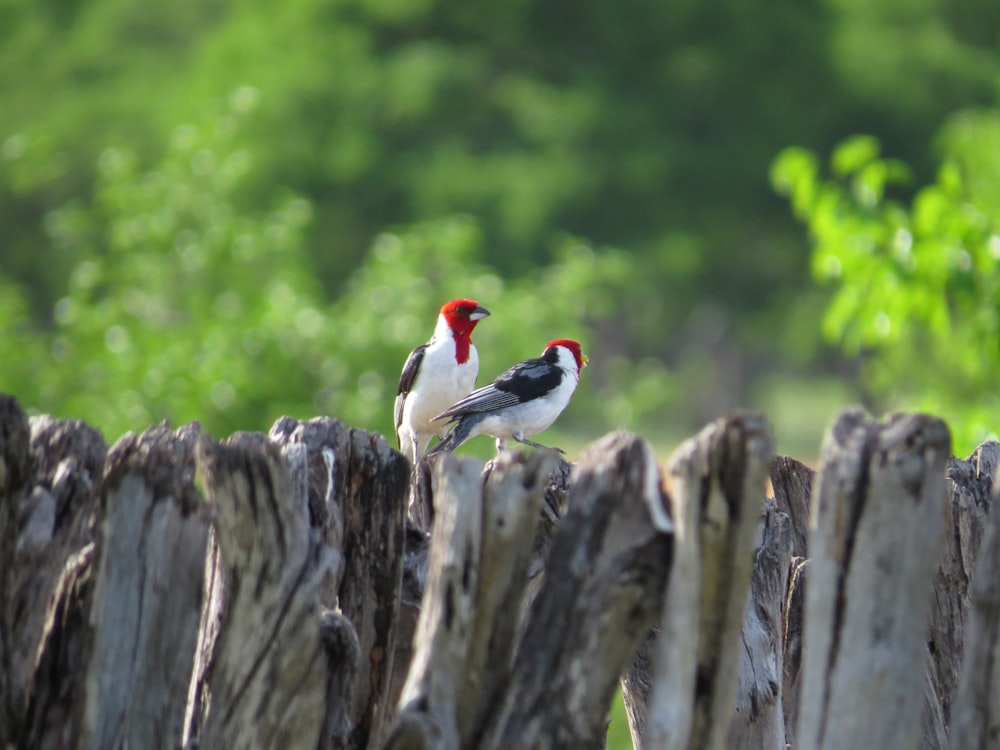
[
  {"xmin": 190, "ymin": 434, "xmax": 338, "ymax": 749},
  {"xmin": 0, "ymin": 394, "xmax": 30, "ymax": 749},
  {"xmin": 949, "ymin": 443, "xmax": 1000, "ymax": 749},
  {"xmin": 82, "ymin": 424, "xmax": 210, "ymax": 750},
  {"xmin": 797, "ymin": 409, "xmax": 951, "ymax": 750},
  {"xmin": 7, "ymin": 408, "xmax": 107, "ymax": 750},
  {"xmin": 480, "ymin": 432, "xmax": 672, "ymax": 750},
  {"xmin": 635, "ymin": 412, "xmax": 773, "ymax": 750}
]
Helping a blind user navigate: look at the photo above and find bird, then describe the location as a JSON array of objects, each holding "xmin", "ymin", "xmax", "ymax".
[
  {"xmin": 429, "ymin": 338, "xmax": 587, "ymax": 454},
  {"xmin": 394, "ymin": 298, "xmax": 491, "ymax": 463}
]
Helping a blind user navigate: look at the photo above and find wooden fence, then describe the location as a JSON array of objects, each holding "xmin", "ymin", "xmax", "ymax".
[{"xmin": 0, "ymin": 391, "xmax": 997, "ymax": 749}]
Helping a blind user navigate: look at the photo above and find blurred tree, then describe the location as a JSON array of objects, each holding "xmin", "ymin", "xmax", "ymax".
[
  {"xmin": 0, "ymin": 101, "xmax": 676, "ymax": 446},
  {"xmin": 2, "ymin": 0, "xmax": 999, "ymax": 447},
  {"xmin": 4, "ymin": 100, "xmax": 328, "ymax": 438},
  {"xmin": 4, "ymin": 0, "xmax": 999, "ymax": 331},
  {"xmin": 772, "ymin": 110, "xmax": 1000, "ymax": 454}
]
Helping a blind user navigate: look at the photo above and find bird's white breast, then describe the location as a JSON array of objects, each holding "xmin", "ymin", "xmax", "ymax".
[
  {"xmin": 402, "ymin": 339, "xmax": 479, "ymax": 433},
  {"xmin": 473, "ymin": 364, "xmax": 578, "ymax": 440}
]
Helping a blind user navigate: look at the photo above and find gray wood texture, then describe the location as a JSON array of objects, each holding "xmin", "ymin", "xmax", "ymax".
[
  {"xmin": 479, "ymin": 432, "xmax": 672, "ymax": 750},
  {"xmin": 797, "ymin": 409, "xmax": 951, "ymax": 750},
  {"xmin": 638, "ymin": 412, "xmax": 773, "ymax": 750},
  {"xmin": 192, "ymin": 434, "xmax": 337, "ymax": 749},
  {"xmin": 5, "ymin": 405, "xmax": 106, "ymax": 750},
  {"xmin": 83, "ymin": 424, "xmax": 210, "ymax": 750},
  {"xmin": 949, "ymin": 442, "xmax": 1000, "ymax": 750},
  {"xmin": 3, "ymin": 391, "xmax": 999, "ymax": 750}
]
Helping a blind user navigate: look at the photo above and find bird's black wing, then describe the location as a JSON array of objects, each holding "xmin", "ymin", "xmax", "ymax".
[
  {"xmin": 394, "ymin": 344, "xmax": 428, "ymax": 432},
  {"xmin": 433, "ymin": 356, "xmax": 561, "ymax": 421}
]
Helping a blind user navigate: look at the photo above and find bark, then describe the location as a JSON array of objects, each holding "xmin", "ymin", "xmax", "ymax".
[
  {"xmin": 385, "ymin": 455, "xmax": 483, "ymax": 750},
  {"xmin": 780, "ymin": 556, "xmax": 808, "ymax": 747},
  {"xmin": 407, "ymin": 455, "xmax": 437, "ymax": 533},
  {"xmin": 768, "ymin": 455, "xmax": 814, "ymax": 746},
  {"xmin": 184, "ymin": 523, "xmax": 224, "ymax": 746},
  {"xmin": 7, "ymin": 399, "xmax": 1000, "ymax": 750},
  {"xmin": 268, "ymin": 417, "xmax": 353, "ymax": 598},
  {"xmin": 621, "ymin": 630, "xmax": 656, "ymax": 749},
  {"xmin": 769, "ymin": 455, "xmax": 813, "ymax": 560},
  {"xmin": 797, "ymin": 409, "xmax": 951, "ymax": 750},
  {"xmin": 269, "ymin": 416, "xmax": 411, "ymax": 749},
  {"xmin": 0, "ymin": 394, "xmax": 30, "ymax": 747},
  {"xmin": 520, "ymin": 456, "xmax": 573, "ymax": 632},
  {"xmin": 457, "ymin": 450, "xmax": 559, "ymax": 748},
  {"xmin": 5, "ymin": 405, "xmax": 107, "ymax": 750},
  {"xmin": 192, "ymin": 434, "xmax": 338, "ymax": 750},
  {"xmin": 9, "ymin": 415, "xmax": 106, "ymax": 704},
  {"xmin": 727, "ymin": 500, "xmax": 792, "ymax": 750},
  {"xmin": 640, "ymin": 412, "xmax": 773, "ymax": 750},
  {"xmin": 949, "ymin": 445, "xmax": 1000, "ymax": 750},
  {"xmin": 319, "ymin": 608, "xmax": 364, "ymax": 750},
  {"xmin": 921, "ymin": 441, "xmax": 998, "ymax": 749},
  {"xmin": 80, "ymin": 424, "xmax": 211, "ymax": 750},
  {"xmin": 479, "ymin": 432, "xmax": 673, "ymax": 750},
  {"xmin": 392, "ymin": 453, "xmax": 438, "ymax": 714},
  {"xmin": 20, "ymin": 542, "xmax": 95, "ymax": 750},
  {"xmin": 392, "ymin": 524, "xmax": 430, "ymax": 718}
]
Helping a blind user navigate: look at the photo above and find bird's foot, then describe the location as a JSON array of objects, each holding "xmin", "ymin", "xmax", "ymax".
[{"xmin": 512, "ymin": 435, "xmax": 564, "ymax": 454}]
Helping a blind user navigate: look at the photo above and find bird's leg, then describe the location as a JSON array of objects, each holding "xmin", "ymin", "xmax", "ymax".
[
  {"xmin": 495, "ymin": 437, "xmax": 508, "ymax": 453},
  {"xmin": 511, "ymin": 432, "xmax": 565, "ymax": 454}
]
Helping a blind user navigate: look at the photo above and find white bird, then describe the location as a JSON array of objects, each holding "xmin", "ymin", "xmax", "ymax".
[
  {"xmin": 430, "ymin": 338, "xmax": 587, "ymax": 454},
  {"xmin": 394, "ymin": 298, "xmax": 491, "ymax": 462}
]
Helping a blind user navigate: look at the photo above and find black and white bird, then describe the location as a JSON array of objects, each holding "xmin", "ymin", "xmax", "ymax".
[
  {"xmin": 429, "ymin": 338, "xmax": 587, "ymax": 454},
  {"xmin": 394, "ymin": 298, "xmax": 491, "ymax": 462}
]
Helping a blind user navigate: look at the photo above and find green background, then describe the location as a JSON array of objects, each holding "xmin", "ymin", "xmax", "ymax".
[{"xmin": 4, "ymin": 0, "xmax": 999, "ymax": 460}]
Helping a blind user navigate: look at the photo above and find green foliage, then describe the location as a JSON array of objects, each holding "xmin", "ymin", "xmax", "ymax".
[
  {"xmin": 0, "ymin": 277, "xmax": 48, "ymax": 391},
  {"xmin": 3, "ymin": 0, "xmax": 1000, "ymax": 452},
  {"xmin": 5, "ymin": 0, "xmax": 1000, "ymax": 359},
  {"xmin": 1, "ymin": 102, "xmax": 677, "ymax": 448},
  {"xmin": 772, "ymin": 113, "xmax": 1000, "ymax": 453},
  {"xmin": 3, "ymin": 98, "xmax": 328, "ymax": 438}
]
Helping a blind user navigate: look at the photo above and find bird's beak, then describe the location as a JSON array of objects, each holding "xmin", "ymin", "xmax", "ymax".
[
  {"xmin": 470, "ymin": 305, "xmax": 491, "ymax": 321},
  {"xmin": 581, "ymin": 354, "xmax": 589, "ymax": 368}
]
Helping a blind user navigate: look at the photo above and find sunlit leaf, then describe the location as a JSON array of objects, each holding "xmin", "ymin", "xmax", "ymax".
[{"xmin": 831, "ymin": 135, "xmax": 881, "ymax": 177}]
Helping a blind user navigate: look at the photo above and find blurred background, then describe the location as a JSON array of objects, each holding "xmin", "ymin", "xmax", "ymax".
[{"xmin": 2, "ymin": 0, "xmax": 1000, "ymax": 462}]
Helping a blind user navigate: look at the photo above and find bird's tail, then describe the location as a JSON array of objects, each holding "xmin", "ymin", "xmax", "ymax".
[{"xmin": 429, "ymin": 416, "xmax": 478, "ymax": 454}]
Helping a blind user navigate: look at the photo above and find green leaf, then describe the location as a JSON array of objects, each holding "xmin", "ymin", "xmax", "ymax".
[{"xmin": 831, "ymin": 135, "xmax": 881, "ymax": 177}]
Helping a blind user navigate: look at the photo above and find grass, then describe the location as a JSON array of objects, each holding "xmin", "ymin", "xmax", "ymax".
[{"xmin": 607, "ymin": 688, "xmax": 634, "ymax": 749}]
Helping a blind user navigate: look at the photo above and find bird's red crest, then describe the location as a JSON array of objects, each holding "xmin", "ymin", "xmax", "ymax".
[
  {"xmin": 545, "ymin": 339, "xmax": 587, "ymax": 371},
  {"xmin": 440, "ymin": 298, "xmax": 489, "ymax": 363}
]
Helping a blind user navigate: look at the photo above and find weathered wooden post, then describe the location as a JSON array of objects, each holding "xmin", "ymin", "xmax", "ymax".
[
  {"xmin": 768, "ymin": 455, "xmax": 814, "ymax": 746},
  {"xmin": 948, "ymin": 442, "xmax": 1000, "ymax": 749},
  {"xmin": 0, "ymin": 395, "xmax": 30, "ymax": 749},
  {"xmin": 479, "ymin": 433, "xmax": 672, "ymax": 750},
  {"xmin": 268, "ymin": 416, "xmax": 411, "ymax": 750},
  {"xmin": 5, "ymin": 387, "xmax": 1000, "ymax": 750},
  {"xmin": 726, "ymin": 500, "xmax": 793, "ymax": 749},
  {"xmin": 82, "ymin": 424, "xmax": 210, "ymax": 750},
  {"xmin": 625, "ymin": 412, "xmax": 773, "ymax": 750},
  {"xmin": 912, "ymin": 441, "xmax": 997, "ymax": 747},
  {"xmin": 5, "ymin": 405, "xmax": 107, "ymax": 750},
  {"xmin": 797, "ymin": 410, "xmax": 951, "ymax": 750}
]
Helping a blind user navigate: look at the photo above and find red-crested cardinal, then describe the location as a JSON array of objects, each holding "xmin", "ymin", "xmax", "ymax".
[
  {"xmin": 394, "ymin": 298, "xmax": 491, "ymax": 462},
  {"xmin": 429, "ymin": 339, "xmax": 587, "ymax": 454}
]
